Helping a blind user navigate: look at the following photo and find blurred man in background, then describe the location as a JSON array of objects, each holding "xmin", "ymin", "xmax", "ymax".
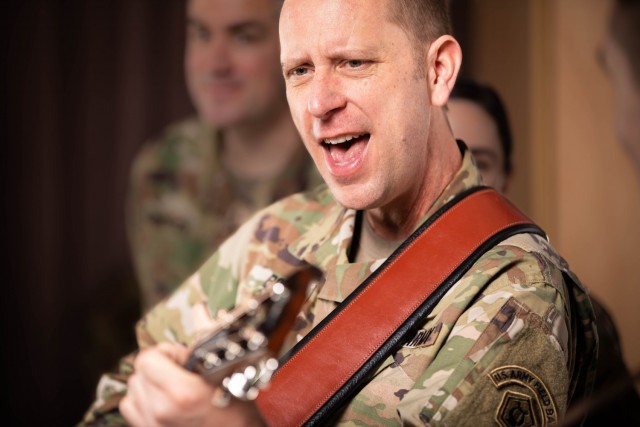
[{"xmin": 127, "ymin": 0, "xmax": 321, "ymax": 310}]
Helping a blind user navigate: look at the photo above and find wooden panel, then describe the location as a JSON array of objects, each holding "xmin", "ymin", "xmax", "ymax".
[
  {"xmin": 464, "ymin": 1, "xmax": 537, "ymax": 224},
  {"xmin": 554, "ymin": 0, "xmax": 640, "ymax": 372},
  {"xmin": 464, "ymin": 0, "xmax": 640, "ymax": 373}
]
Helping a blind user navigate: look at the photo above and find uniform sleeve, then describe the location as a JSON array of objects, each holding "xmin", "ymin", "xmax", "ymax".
[
  {"xmin": 127, "ymin": 129, "xmax": 219, "ymax": 311},
  {"xmin": 336, "ymin": 243, "xmax": 575, "ymax": 426},
  {"xmin": 126, "ymin": 141, "xmax": 163, "ymax": 309},
  {"xmin": 430, "ymin": 295, "xmax": 570, "ymax": 427},
  {"xmin": 78, "ymin": 354, "xmax": 135, "ymax": 426}
]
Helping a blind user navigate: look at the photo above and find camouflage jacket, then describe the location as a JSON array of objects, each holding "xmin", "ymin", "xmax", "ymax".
[
  {"xmin": 84, "ymin": 148, "xmax": 597, "ymax": 426},
  {"xmin": 127, "ymin": 118, "xmax": 322, "ymax": 309}
]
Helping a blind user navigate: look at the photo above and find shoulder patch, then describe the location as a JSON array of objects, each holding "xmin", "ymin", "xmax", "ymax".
[{"xmin": 490, "ymin": 365, "xmax": 558, "ymax": 426}]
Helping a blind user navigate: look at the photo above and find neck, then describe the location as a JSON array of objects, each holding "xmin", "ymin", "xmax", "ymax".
[
  {"xmin": 220, "ymin": 109, "xmax": 302, "ymax": 180},
  {"xmin": 364, "ymin": 109, "xmax": 461, "ymax": 242},
  {"xmin": 354, "ymin": 212, "xmax": 403, "ymax": 262}
]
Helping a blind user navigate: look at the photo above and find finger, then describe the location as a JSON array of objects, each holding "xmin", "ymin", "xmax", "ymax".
[
  {"xmin": 155, "ymin": 342, "xmax": 191, "ymax": 365},
  {"xmin": 126, "ymin": 367, "xmax": 179, "ymax": 427},
  {"xmin": 120, "ymin": 382, "xmax": 151, "ymax": 427},
  {"xmin": 134, "ymin": 346, "xmax": 198, "ymax": 390},
  {"xmin": 133, "ymin": 346, "xmax": 214, "ymax": 414}
]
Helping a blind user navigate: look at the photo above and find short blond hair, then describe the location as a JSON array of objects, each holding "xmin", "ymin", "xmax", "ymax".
[{"xmin": 387, "ymin": 0, "xmax": 452, "ymax": 47}]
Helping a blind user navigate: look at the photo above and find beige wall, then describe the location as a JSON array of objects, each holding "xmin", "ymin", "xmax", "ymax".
[{"xmin": 464, "ymin": 0, "xmax": 640, "ymax": 373}]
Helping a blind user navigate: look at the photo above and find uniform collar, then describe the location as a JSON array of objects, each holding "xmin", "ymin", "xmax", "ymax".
[{"xmin": 289, "ymin": 141, "xmax": 482, "ymax": 270}]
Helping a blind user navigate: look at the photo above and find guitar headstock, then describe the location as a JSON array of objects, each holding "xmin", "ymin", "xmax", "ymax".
[{"xmin": 184, "ymin": 264, "xmax": 323, "ymax": 400}]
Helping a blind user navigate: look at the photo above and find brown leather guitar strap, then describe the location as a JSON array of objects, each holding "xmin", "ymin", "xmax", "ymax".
[{"xmin": 256, "ymin": 187, "xmax": 545, "ymax": 426}]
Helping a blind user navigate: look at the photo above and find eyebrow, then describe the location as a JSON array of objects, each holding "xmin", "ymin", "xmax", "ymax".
[
  {"xmin": 281, "ymin": 56, "xmax": 307, "ymax": 71},
  {"xmin": 470, "ymin": 148, "xmax": 500, "ymax": 161},
  {"xmin": 228, "ymin": 21, "xmax": 268, "ymax": 34},
  {"xmin": 186, "ymin": 18, "xmax": 268, "ymax": 35},
  {"xmin": 281, "ymin": 46, "xmax": 379, "ymax": 68},
  {"xmin": 326, "ymin": 45, "xmax": 379, "ymax": 61}
]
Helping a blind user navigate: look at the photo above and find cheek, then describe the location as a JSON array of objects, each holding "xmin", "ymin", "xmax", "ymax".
[
  {"xmin": 184, "ymin": 51, "xmax": 207, "ymax": 94},
  {"xmin": 235, "ymin": 56, "xmax": 265, "ymax": 77},
  {"xmin": 185, "ymin": 47, "xmax": 207, "ymax": 74},
  {"xmin": 236, "ymin": 48, "xmax": 280, "ymax": 78},
  {"xmin": 484, "ymin": 170, "xmax": 500, "ymax": 188},
  {"xmin": 184, "ymin": 55, "xmax": 201, "ymax": 98},
  {"xmin": 286, "ymin": 89, "xmax": 309, "ymax": 126}
]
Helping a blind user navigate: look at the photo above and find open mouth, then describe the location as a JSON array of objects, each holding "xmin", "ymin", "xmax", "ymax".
[{"xmin": 322, "ymin": 133, "xmax": 370, "ymax": 167}]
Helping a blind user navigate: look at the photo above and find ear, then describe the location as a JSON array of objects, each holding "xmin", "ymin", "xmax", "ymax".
[{"xmin": 426, "ymin": 35, "xmax": 462, "ymax": 107}]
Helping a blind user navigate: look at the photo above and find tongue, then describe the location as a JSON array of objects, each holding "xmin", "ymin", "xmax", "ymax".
[{"xmin": 328, "ymin": 137, "xmax": 367, "ymax": 165}]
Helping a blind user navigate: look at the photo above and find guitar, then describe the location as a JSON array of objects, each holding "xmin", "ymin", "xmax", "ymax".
[{"xmin": 184, "ymin": 264, "xmax": 323, "ymax": 402}]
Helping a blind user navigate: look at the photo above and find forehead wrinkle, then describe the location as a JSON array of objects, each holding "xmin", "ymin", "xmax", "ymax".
[
  {"xmin": 280, "ymin": 0, "xmax": 361, "ymax": 48},
  {"xmin": 280, "ymin": 0, "xmax": 396, "ymax": 66},
  {"xmin": 309, "ymin": 2, "xmax": 358, "ymax": 59},
  {"xmin": 320, "ymin": 5, "xmax": 388, "ymax": 63},
  {"xmin": 342, "ymin": 3, "xmax": 362, "ymax": 51}
]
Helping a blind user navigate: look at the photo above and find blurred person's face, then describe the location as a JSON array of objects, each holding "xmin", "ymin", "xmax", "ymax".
[
  {"xmin": 600, "ymin": 30, "xmax": 640, "ymax": 177},
  {"xmin": 280, "ymin": 0, "xmax": 445, "ymax": 211},
  {"xmin": 447, "ymin": 99, "xmax": 509, "ymax": 192},
  {"xmin": 185, "ymin": 0, "xmax": 286, "ymax": 128}
]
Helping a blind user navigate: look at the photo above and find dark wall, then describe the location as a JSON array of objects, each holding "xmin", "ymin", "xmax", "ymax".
[
  {"xmin": 450, "ymin": 0, "xmax": 473, "ymax": 78},
  {"xmin": 2, "ymin": 1, "xmax": 192, "ymax": 425}
]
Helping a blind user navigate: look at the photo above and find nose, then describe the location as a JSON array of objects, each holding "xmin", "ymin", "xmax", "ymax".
[
  {"xmin": 205, "ymin": 38, "xmax": 232, "ymax": 76},
  {"xmin": 307, "ymin": 70, "xmax": 346, "ymax": 120}
]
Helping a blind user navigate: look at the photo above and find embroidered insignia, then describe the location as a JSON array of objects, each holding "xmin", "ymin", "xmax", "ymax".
[
  {"xmin": 403, "ymin": 323, "xmax": 442, "ymax": 348},
  {"xmin": 496, "ymin": 390, "xmax": 537, "ymax": 427},
  {"xmin": 489, "ymin": 365, "xmax": 557, "ymax": 426}
]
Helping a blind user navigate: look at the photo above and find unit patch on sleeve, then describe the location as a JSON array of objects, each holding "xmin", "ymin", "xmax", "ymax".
[
  {"xmin": 496, "ymin": 390, "xmax": 537, "ymax": 427},
  {"xmin": 489, "ymin": 365, "xmax": 558, "ymax": 426}
]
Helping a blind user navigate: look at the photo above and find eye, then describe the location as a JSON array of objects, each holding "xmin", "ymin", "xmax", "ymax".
[
  {"xmin": 235, "ymin": 33, "xmax": 252, "ymax": 43},
  {"xmin": 289, "ymin": 66, "xmax": 309, "ymax": 77},
  {"xmin": 234, "ymin": 30, "xmax": 261, "ymax": 45},
  {"xmin": 346, "ymin": 59, "xmax": 364, "ymax": 68},
  {"xmin": 187, "ymin": 24, "xmax": 210, "ymax": 43}
]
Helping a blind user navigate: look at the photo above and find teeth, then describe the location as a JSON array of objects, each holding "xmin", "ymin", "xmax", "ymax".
[{"xmin": 323, "ymin": 134, "xmax": 362, "ymax": 145}]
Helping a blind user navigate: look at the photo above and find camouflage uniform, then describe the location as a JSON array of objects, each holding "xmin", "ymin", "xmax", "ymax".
[
  {"xmin": 127, "ymin": 118, "xmax": 323, "ymax": 309},
  {"xmin": 83, "ymin": 147, "xmax": 597, "ymax": 426}
]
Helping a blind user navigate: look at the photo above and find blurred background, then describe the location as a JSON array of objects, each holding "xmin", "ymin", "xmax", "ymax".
[{"xmin": 2, "ymin": 0, "xmax": 638, "ymax": 425}]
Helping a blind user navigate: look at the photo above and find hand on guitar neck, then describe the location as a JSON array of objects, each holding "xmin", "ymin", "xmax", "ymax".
[{"xmin": 119, "ymin": 265, "xmax": 322, "ymax": 427}]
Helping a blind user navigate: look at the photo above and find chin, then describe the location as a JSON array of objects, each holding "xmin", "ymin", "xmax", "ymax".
[
  {"xmin": 328, "ymin": 182, "xmax": 379, "ymax": 211},
  {"xmin": 200, "ymin": 110, "xmax": 246, "ymax": 129}
]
